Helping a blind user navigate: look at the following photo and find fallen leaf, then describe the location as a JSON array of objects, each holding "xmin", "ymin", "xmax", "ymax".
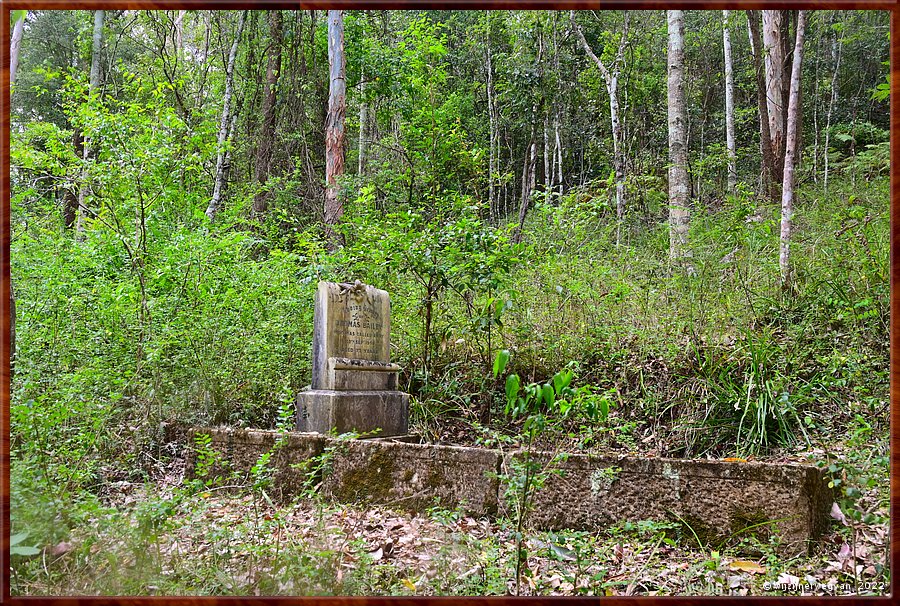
[
  {"xmin": 551, "ymin": 544, "xmax": 577, "ymax": 561},
  {"xmin": 401, "ymin": 578, "xmax": 416, "ymax": 592},
  {"xmin": 727, "ymin": 560, "xmax": 766, "ymax": 574},
  {"xmin": 777, "ymin": 572, "xmax": 800, "ymax": 585},
  {"xmin": 50, "ymin": 542, "xmax": 75, "ymax": 557},
  {"xmin": 368, "ymin": 547, "xmax": 383, "ymax": 561},
  {"xmin": 722, "ymin": 457, "xmax": 747, "ymax": 462},
  {"xmin": 830, "ymin": 502, "xmax": 848, "ymax": 526}
]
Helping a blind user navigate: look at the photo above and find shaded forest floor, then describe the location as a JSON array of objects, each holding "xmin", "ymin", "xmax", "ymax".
[{"xmin": 11, "ymin": 417, "xmax": 889, "ymax": 597}]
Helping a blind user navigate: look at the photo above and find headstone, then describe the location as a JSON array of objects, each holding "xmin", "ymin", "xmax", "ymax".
[{"xmin": 297, "ymin": 281, "xmax": 409, "ymax": 436}]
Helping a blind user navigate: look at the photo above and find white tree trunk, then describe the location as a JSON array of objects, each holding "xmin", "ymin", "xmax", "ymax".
[
  {"xmin": 486, "ymin": 37, "xmax": 497, "ymax": 218},
  {"xmin": 358, "ymin": 64, "xmax": 367, "ymax": 175},
  {"xmin": 75, "ymin": 9, "xmax": 105, "ymax": 239},
  {"xmin": 10, "ymin": 12, "xmax": 26, "ymax": 86},
  {"xmin": 174, "ymin": 10, "xmax": 186, "ymax": 53},
  {"xmin": 763, "ymin": 10, "xmax": 786, "ymax": 177},
  {"xmin": 667, "ymin": 10, "xmax": 691, "ymax": 262},
  {"xmin": 824, "ymin": 20, "xmax": 842, "ymax": 193},
  {"xmin": 555, "ymin": 112, "xmax": 563, "ymax": 197},
  {"xmin": 205, "ymin": 10, "xmax": 247, "ymax": 223},
  {"xmin": 572, "ymin": 12, "xmax": 629, "ymax": 244},
  {"xmin": 780, "ymin": 10, "xmax": 807, "ymax": 290},
  {"xmin": 723, "ymin": 10, "xmax": 737, "ymax": 193}
]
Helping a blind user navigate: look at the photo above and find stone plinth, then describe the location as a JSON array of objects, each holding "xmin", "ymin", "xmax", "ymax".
[
  {"xmin": 297, "ymin": 281, "xmax": 409, "ymax": 437},
  {"xmin": 296, "ymin": 390, "xmax": 409, "ymax": 436}
]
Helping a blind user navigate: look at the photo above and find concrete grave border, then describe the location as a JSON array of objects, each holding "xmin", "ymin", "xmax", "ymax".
[{"xmin": 181, "ymin": 426, "xmax": 833, "ymax": 555}]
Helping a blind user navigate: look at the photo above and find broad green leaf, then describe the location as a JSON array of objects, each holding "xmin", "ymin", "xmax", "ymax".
[
  {"xmin": 541, "ymin": 384, "xmax": 555, "ymax": 409},
  {"xmin": 505, "ymin": 374, "xmax": 520, "ymax": 404},
  {"xmin": 10, "ymin": 545, "xmax": 40, "ymax": 557},
  {"xmin": 493, "ymin": 349, "xmax": 510, "ymax": 378}
]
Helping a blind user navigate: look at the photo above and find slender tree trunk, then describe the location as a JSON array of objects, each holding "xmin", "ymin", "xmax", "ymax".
[
  {"xmin": 205, "ymin": 10, "xmax": 247, "ymax": 222},
  {"xmin": 747, "ymin": 11, "xmax": 778, "ymax": 200},
  {"xmin": 515, "ymin": 138, "xmax": 536, "ymax": 243},
  {"xmin": 780, "ymin": 10, "xmax": 807, "ymax": 291},
  {"xmin": 667, "ymin": 10, "xmax": 691, "ymax": 262},
  {"xmin": 486, "ymin": 33, "xmax": 497, "ymax": 219},
  {"xmin": 824, "ymin": 16, "xmax": 842, "ymax": 193},
  {"xmin": 174, "ymin": 10, "xmax": 186, "ymax": 53},
  {"xmin": 324, "ymin": 9, "xmax": 347, "ymax": 250},
  {"xmin": 252, "ymin": 10, "xmax": 283, "ymax": 217},
  {"xmin": 723, "ymin": 10, "xmax": 737, "ymax": 193},
  {"xmin": 572, "ymin": 12, "xmax": 629, "ymax": 245},
  {"xmin": 543, "ymin": 112, "xmax": 551, "ymax": 192},
  {"xmin": 10, "ymin": 12, "xmax": 25, "ymax": 86},
  {"xmin": 75, "ymin": 9, "xmax": 105, "ymax": 240},
  {"xmin": 555, "ymin": 111, "xmax": 563, "ymax": 196},
  {"xmin": 763, "ymin": 10, "xmax": 786, "ymax": 182},
  {"xmin": 358, "ymin": 63, "xmax": 368, "ymax": 175}
]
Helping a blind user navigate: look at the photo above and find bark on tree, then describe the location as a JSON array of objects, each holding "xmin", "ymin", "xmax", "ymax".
[
  {"xmin": 667, "ymin": 10, "xmax": 691, "ymax": 262},
  {"xmin": 252, "ymin": 10, "xmax": 283, "ymax": 217},
  {"xmin": 824, "ymin": 16, "xmax": 842, "ymax": 192},
  {"xmin": 10, "ymin": 12, "xmax": 25, "ymax": 86},
  {"xmin": 747, "ymin": 11, "xmax": 779, "ymax": 201},
  {"xmin": 358, "ymin": 62, "xmax": 368, "ymax": 175},
  {"xmin": 74, "ymin": 9, "xmax": 105, "ymax": 239},
  {"xmin": 572, "ymin": 12, "xmax": 629, "ymax": 245},
  {"xmin": 486, "ymin": 36, "xmax": 497, "ymax": 220},
  {"xmin": 780, "ymin": 10, "xmax": 807, "ymax": 291},
  {"xmin": 324, "ymin": 10, "xmax": 347, "ymax": 250},
  {"xmin": 763, "ymin": 10, "xmax": 787, "ymax": 182},
  {"xmin": 205, "ymin": 10, "xmax": 247, "ymax": 222},
  {"xmin": 722, "ymin": 10, "xmax": 737, "ymax": 193}
]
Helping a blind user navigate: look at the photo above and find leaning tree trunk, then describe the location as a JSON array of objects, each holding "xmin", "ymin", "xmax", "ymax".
[
  {"xmin": 747, "ymin": 11, "xmax": 778, "ymax": 201},
  {"xmin": 324, "ymin": 9, "xmax": 347, "ymax": 250},
  {"xmin": 763, "ymin": 10, "xmax": 787, "ymax": 182},
  {"xmin": 252, "ymin": 10, "xmax": 283, "ymax": 217},
  {"xmin": 74, "ymin": 9, "xmax": 105, "ymax": 240},
  {"xmin": 667, "ymin": 10, "xmax": 691, "ymax": 262},
  {"xmin": 572, "ymin": 11, "xmax": 629, "ymax": 245},
  {"xmin": 10, "ymin": 12, "xmax": 25, "ymax": 86},
  {"xmin": 780, "ymin": 10, "xmax": 807, "ymax": 291},
  {"xmin": 723, "ymin": 10, "xmax": 737, "ymax": 193},
  {"xmin": 205, "ymin": 10, "xmax": 247, "ymax": 222}
]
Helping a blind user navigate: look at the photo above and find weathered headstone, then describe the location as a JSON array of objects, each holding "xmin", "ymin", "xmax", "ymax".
[{"xmin": 297, "ymin": 281, "xmax": 409, "ymax": 436}]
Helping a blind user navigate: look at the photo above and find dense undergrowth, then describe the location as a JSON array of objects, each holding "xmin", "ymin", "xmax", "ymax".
[{"xmin": 10, "ymin": 172, "xmax": 890, "ymax": 594}]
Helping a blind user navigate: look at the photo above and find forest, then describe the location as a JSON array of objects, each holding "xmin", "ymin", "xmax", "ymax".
[{"xmin": 7, "ymin": 8, "xmax": 890, "ymax": 596}]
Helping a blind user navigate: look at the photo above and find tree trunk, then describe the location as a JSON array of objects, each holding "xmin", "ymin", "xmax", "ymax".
[
  {"xmin": 763, "ymin": 10, "xmax": 787, "ymax": 182},
  {"xmin": 205, "ymin": 10, "xmax": 247, "ymax": 222},
  {"xmin": 747, "ymin": 11, "xmax": 778, "ymax": 200},
  {"xmin": 252, "ymin": 10, "xmax": 283, "ymax": 217},
  {"xmin": 515, "ymin": 138, "xmax": 536, "ymax": 243},
  {"xmin": 824, "ymin": 16, "xmax": 842, "ymax": 193},
  {"xmin": 358, "ymin": 63, "xmax": 368, "ymax": 175},
  {"xmin": 174, "ymin": 10, "xmax": 186, "ymax": 53},
  {"xmin": 667, "ymin": 10, "xmax": 690, "ymax": 262},
  {"xmin": 572, "ymin": 12, "xmax": 629, "ymax": 244},
  {"xmin": 10, "ymin": 12, "xmax": 25, "ymax": 86},
  {"xmin": 486, "ymin": 32, "xmax": 496, "ymax": 220},
  {"xmin": 555, "ymin": 111, "xmax": 563, "ymax": 196},
  {"xmin": 324, "ymin": 9, "xmax": 347, "ymax": 250},
  {"xmin": 723, "ymin": 10, "xmax": 737, "ymax": 193},
  {"xmin": 74, "ymin": 9, "xmax": 105, "ymax": 239},
  {"xmin": 780, "ymin": 10, "xmax": 807, "ymax": 291}
]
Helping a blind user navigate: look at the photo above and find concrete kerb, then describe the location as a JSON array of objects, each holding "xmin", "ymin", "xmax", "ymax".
[{"xmin": 182, "ymin": 426, "xmax": 832, "ymax": 554}]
